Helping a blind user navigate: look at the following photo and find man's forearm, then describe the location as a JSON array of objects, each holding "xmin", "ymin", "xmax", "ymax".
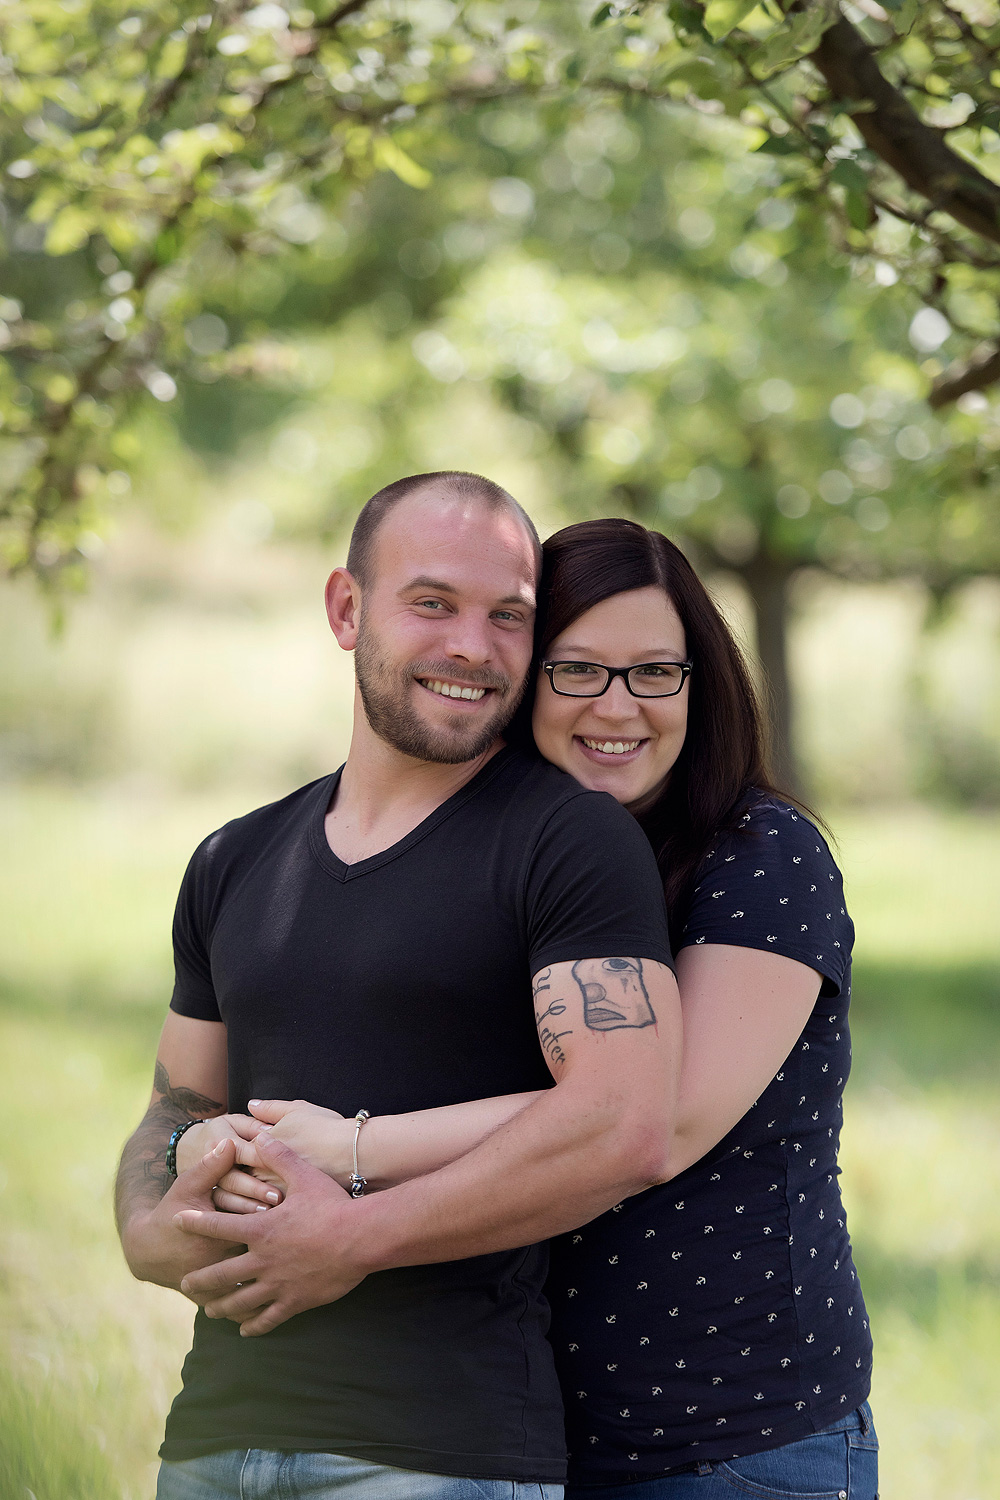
[
  {"xmin": 350, "ymin": 1050, "xmax": 677, "ymax": 1275},
  {"xmin": 115, "ymin": 1061, "xmax": 223, "ymax": 1236}
]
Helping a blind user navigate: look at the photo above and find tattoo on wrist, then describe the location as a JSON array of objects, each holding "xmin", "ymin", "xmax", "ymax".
[
  {"xmin": 573, "ymin": 957, "xmax": 656, "ymax": 1031},
  {"xmin": 114, "ymin": 1064, "xmax": 223, "ymax": 1232}
]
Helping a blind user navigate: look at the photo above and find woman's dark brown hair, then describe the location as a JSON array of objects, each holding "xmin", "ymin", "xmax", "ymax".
[{"xmin": 532, "ymin": 518, "xmax": 791, "ymax": 933}]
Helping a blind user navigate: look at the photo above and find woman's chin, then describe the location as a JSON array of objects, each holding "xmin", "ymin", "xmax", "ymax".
[{"xmin": 565, "ymin": 745, "xmax": 659, "ymax": 805}]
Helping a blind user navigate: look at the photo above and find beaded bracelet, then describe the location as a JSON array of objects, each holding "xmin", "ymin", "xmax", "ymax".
[
  {"xmin": 165, "ymin": 1118, "xmax": 204, "ymax": 1176},
  {"xmin": 349, "ymin": 1109, "xmax": 370, "ymax": 1198}
]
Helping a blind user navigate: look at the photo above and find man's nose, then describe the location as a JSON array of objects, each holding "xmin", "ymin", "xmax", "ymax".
[{"xmin": 441, "ymin": 611, "xmax": 493, "ymax": 667}]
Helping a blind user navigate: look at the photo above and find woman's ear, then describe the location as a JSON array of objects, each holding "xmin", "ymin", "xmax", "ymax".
[{"xmin": 325, "ymin": 567, "xmax": 361, "ymax": 650}]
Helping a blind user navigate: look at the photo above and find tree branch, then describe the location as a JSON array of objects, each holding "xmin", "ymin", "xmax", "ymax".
[
  {"xmin": 810, "ymin": 11, "xmax": 1000, "ymax": 246},
  {"xmin": 928, "ymin": 345, "xmax": 1000, "ymax": 407}
]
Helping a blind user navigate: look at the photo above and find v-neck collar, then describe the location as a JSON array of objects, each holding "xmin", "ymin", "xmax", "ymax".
[{"xmin": 308, "ymin": 744, "xmax": 516, "ymax": 883}]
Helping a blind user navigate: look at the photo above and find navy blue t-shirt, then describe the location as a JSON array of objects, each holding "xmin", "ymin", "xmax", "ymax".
[{"xmin": 547, "ymin": 797, "xmax": 872, "ymax": 1484}]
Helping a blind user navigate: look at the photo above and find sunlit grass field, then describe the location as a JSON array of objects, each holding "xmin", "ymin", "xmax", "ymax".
[{"xmin": 2, "ymin": 785, "xmax": 998, "ymax": 1499}]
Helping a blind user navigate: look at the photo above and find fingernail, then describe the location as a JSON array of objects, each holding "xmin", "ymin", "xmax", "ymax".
[
  {"xmin": 265, "ymin": 1191, "xmax": 280, "ymax": 1204},
  {"xmin": 256, "ymin": 1204, "xmax": 268, "ymax": 1212},
  {"xmin": 249, "ymin": 1099, "xmax": 261, "ymax": 1107},
  {"xmin": 213, "ymin": 1140, "xmax": 227, "ymax": 1157}
]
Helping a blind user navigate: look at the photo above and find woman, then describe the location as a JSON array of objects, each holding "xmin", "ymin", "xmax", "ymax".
[{"xmin": 185, "ymin": 518, "xmax": 876, "ymax": 1498}]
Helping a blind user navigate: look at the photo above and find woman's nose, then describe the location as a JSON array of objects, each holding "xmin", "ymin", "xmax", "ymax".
[{"xmin": 590, "ymin": 678, "xmax": 640, "ymax": 719}]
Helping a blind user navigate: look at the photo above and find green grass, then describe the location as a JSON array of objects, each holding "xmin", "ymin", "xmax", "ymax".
[{"xmin": 1, "ymin": 787, "xmax": 999, "ymax": 1499}]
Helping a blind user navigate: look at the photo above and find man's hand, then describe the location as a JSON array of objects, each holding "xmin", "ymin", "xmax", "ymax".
[
  {"xmin": 175, "ymin": 1114, "xmax": 284, "ymax": 1213},
  {"xmin": 174, "ymin": 1132, "xmax": 368, "ymax": 1336},
  {"xmin": 120, "ymin": 1139, "xmax": 249, "ymax": 1294}
]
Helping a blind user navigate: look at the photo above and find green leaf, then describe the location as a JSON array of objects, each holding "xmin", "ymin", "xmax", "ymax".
[
  {"xmin": 754, "ymin": 133, "xmax": 800, "ymax": 155},
  {"xmin": 373, "ymin": 137, "xmax": 431, "ymax": 190},
  {"xmin": 44, "ymin": 206, "xmax": 93, "ymax": 255},
  {"xmin": 703, "ymin": 0, "xmax": 759, "ymax": 39},
  {"xmin": 830, "ymin": 158, "xmax": 868, "ymax": 193},
  {"xmin": 591, "ymin": 3, "xmax": 615, "ymax": 25},
  {"xmin": 845, "ymin": 187, "xmax": 872, "ymax": 230},
  {"xmin": 749, "ymin": 4, "xmax": 839, "ymax": 77}
]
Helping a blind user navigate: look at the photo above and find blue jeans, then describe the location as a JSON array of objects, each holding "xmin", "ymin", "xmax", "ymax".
[
  {"xmin": 156, "ymin": 1448, "xmax": 564, "ymax": 1500},
  {"xmin": 566, "ymin": 1403, "xmax": 878, "ymax": 1500}
]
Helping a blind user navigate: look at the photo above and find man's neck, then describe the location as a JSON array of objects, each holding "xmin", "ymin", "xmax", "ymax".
[{"xmin": 325, "ymin": 693, "xmax": 504, "ymax": 866}]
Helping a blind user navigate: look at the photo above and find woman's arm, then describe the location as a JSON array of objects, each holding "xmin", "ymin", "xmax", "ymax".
[
  {"xmin": 667, "ymin": 941, "xmax": 821, "ymax": 1177},
  {"xmin": 217, "ymin": 942, "xmax": 817, "ymax": 1208},
  {"xmin": 212, "ymin": 1092, "xmax": 540, "ymax": 1206}
]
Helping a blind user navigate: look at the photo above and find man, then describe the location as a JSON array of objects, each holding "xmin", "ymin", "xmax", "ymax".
[{"xmin": 116, "ymin": 471, "xmax": 681, "ymax": 1500}]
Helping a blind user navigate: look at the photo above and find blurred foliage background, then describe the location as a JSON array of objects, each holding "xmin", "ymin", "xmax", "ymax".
[{"xmin": 2, "ymin": 1, "xmax": 1000, "ymax": 1497}]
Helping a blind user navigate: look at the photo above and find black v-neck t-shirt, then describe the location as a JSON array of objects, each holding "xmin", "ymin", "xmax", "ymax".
[{"xmin": 161, "ymin": 747, "xmax": 673, "ymax": 1481}]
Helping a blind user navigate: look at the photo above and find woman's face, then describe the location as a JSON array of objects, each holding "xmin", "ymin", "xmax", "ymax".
[{"xmin": 532, "ymin": 586, "xmax": 690, "ymax": 810}]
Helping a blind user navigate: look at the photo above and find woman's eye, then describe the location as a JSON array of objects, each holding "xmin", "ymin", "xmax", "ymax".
[
  {"xmin": 637, "ymin": 664, "xmax": 679, "ymax": 679},
  {"xmin": 561, "ymin": 663, "xmax": 599, "ymax": 677}
]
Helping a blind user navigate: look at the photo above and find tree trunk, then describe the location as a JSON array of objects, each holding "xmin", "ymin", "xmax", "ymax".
[{"xmin": 740, "ymin": 552, "xmax": 801, "ymax": 795}]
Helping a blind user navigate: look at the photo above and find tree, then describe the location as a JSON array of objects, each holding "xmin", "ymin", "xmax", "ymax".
[
  {"xmin": 4, "ymin": 0, "xmax": 1000, "ymax": 580},
  {"xmin": 408, "ymin": 93, "xmax": 1000, "ymax": 785}
]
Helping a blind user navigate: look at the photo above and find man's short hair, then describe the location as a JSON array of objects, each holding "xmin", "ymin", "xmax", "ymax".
[{"xmin": 346, "ymin": 471, "xmax": 541, "ymax": 588}]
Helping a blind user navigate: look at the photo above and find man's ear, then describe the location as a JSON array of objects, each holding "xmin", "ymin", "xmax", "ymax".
[{"xmin": 325, "ymin": 568, "xmax": 362, "ymax": 651}]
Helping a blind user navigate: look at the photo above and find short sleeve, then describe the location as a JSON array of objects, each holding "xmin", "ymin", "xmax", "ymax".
[
  {"xmin": 677, "ymin": 799, "xmax": 853, "ymax": 997},
  {"xmin": 523, "ymin": 790, "xmax": 674, "ymax": 977},
  {"xmin": 169, "ymin": 836, "xmax": 223, "ymax": 1022}
]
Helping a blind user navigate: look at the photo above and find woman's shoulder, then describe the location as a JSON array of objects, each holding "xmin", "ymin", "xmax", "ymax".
[
  {"xmin": 703, "ymin": 792, "xmax": 839, "ymax": 875},
  {"xmin": 680, "ymin": 790, "xmax": 853, "ymax": 982}
]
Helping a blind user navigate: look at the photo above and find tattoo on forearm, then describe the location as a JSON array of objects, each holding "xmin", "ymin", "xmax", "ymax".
[
  {"xmin": 573, "ymin": 957, "xmax": 656, "ymax": 1031},
  {"xmin": 114, "ymin": 1063, "xmax": 224, "ymax": 1233},
  {"xmin": 152, "ymin": 1060, "xmax": 223, "ymax": 1119},
  {"xmin": 533, "ymin": 966, "xmax": 573, "ymax": 1068}
]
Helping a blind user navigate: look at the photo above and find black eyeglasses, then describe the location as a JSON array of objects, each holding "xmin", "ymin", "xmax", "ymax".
[{"xmin": 542, "ymin": 660, "xmax": 693, "ymax": 699}]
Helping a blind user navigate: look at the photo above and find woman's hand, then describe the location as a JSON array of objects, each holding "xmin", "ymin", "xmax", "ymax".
[
  {"xmin": 174, "ymin": 1114, "xmax": 284, "ymax": 1214},
  {"xmin": 244, "ymin": 1099, "xmax": 352, "ymax": 1185}
]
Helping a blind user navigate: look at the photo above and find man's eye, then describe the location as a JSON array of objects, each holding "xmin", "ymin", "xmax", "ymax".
[
  {"xmin": 416, "ymin": 598, "xmax": 446, "ymax": 610},
  {"xmin": 493, "ymin": 610, "xmax": 521, "ymax": 623}
]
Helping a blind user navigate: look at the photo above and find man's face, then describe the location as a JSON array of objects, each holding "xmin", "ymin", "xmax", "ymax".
[{"xmin": 353, "ymin": 491, "xmax": 538, "ymax": 764}]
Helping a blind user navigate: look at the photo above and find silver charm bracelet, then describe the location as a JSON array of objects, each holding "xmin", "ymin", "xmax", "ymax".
[{"xmin": 349, "ymin": 1109, "xmax": 370, "ymax": 1198}]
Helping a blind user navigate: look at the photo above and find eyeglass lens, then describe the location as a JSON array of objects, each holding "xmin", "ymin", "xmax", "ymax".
[{"xmin": 549, "ymin": 662, "xmax": 687, "ymax": 697}]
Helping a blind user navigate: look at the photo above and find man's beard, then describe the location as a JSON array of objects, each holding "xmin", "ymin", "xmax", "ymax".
[{"xmin": 354, "ymin": 615, "xmax": 525, "ymax": 765}]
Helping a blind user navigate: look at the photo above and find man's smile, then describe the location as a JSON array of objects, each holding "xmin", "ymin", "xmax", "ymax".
[{"xmin": 416, "ymin": 676, "xmax": 490, "ymax": 703}]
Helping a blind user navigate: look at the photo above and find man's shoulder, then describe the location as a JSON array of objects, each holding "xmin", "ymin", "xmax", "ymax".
[
  {"xmin": 493, "ymin": 749, "xmax": 652, "ymax": 856},
  {"xmin": 188, "ymin": 774, "xmax": 334, "ymax": 874},
  {"xmin": 494, "ymin": 748, "xmax": 628, "ymax": 824}
]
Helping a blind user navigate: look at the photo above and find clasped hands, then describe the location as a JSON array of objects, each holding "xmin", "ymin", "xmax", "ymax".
[{"xmin": 173, "ymin": 1100, "xmax": 369, "ymax": 1337}]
